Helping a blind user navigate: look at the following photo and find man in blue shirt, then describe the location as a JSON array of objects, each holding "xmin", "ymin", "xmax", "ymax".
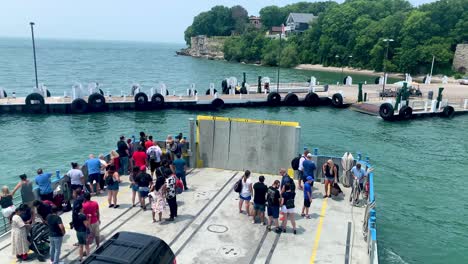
[
  {"xmin": 35, "ymin": 168, "xmax": 53, "ymax": 201},
  {"xmin": 171, "ymin": 154, "xmax": 188, "ymax": 190},
  {"xmin": 302, "ymin": 153, "xmax": 316, "ymax": 187},
  {"xmin": 301, "ymin": 176, "xmax": 313, "ymax": 219},
  {"xmin": 351, "ymin": 163, "xmax": 367, "ymax": 198},
  {"xmin": 84, "ymin": 154, "xmax": 103, "ymax": 194}
]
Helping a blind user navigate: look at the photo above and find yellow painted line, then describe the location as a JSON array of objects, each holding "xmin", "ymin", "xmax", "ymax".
[
  {"xmin": 196, "ymin": 115, "xmax": 299, "ymax": 127},
  {"xmin": 309, "ymin": 189, "xmax": 329, "ymax": 264}
]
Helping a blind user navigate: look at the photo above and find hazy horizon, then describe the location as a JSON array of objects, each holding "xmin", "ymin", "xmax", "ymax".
[{"xmin": 0, "ymin": 0, "xmax": 437, "ymax": 44}]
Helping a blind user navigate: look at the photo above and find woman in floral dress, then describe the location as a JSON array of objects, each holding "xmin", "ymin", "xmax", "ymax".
[{"xmin": 149, "ymin": 177, "xmax": 166, "ymax": 223}]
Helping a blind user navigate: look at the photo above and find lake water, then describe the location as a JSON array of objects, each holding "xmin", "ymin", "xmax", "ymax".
[{"xmin": 0, "ymin": 38, "xmax": 466, "ymax": 264}]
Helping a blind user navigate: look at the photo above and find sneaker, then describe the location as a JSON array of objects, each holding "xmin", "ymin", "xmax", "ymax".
[
  {"xmin": 252, "ymin": 220, "xmax": 256, "ymax": 224},
  {"xmin": 305, "ymin": 214, "xmax": 311, "ymax": 219},
  {"xmin": 323, "ymin": 195, "xmax": 328, "ymax": 198},
  {"xmin": 114, "ymin": 204, "xmax": 120, "ymax": 209},
  {"xmin": 301, "ymin": 213, "xmax": 305, "ymax": 217},
  {"xmin": 108, "ymin": 204, "xmax": 114, "ymax": 208},
  {"xmin": 275, "ymin": 227, "xmax": 282, "ymax": 233},
  {"xmin": 283, "ymin": 228, "xmax": 286, "ymax": 233},
  {"xmin": 267, "ymin": 225, "xmax": 271, "ymax": 231},
  {"xmin": 293, "ymin": 229, "xmax": 297, "ymax": 235}
]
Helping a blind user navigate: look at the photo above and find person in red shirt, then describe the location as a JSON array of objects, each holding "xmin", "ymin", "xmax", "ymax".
[
  {"xmin": 132, "ymin": 146, "xmax": 147, "ymax": 168},
  {"xmin": 144, "ymin": 135, "xmax": 154, "ymax": 150},
  {"xmin": 82, "ymin": 193, "xmax": 100, "ymax": 248}
]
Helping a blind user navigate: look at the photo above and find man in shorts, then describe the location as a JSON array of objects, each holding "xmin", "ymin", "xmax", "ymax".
[
  {"xmin": 82, "ymin": 192, "xmax": 100, "ymax": 248},
  {"xmin": 266, "ymin": 180, "xmax": 281, "ymax": 233},
  {"xmin": 84, "ymin": 154, "xmax": 102, "ymax": 194},
  {"xmin": 135, "ymin": 165, "xmax": 153, "ymax": 210},
  {"xmin": 252, "ymin": 176, "xmax": 268, "ymax": 224},
  {"xmin": 351, "ymin": 163, "xmax": 368, "ymax": 202},
  {"xmin": 301, "ymin": 176, "xmax": 313, "ymax": 218}
]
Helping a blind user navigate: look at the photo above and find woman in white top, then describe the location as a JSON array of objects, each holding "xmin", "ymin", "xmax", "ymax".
[{"xmin": 238, "ymin": 170, "xmax": 253, "ymax": 216}]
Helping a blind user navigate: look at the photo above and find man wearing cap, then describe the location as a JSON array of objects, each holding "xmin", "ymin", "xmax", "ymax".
[
  {"xmin": 116, "ymin": 136, "xmax": 129, "ymax": 176},
  {"xmin": 301, "ymin": 176, "xmax": 314, "ymax": 219},
  {"xmin": 135, "ymin": 166, "xmax": 152, "ymax": 210},
  {"xmin": 297, "ymin": 150, "xmax": 309, "ymax": 190},
  {"xmin": 302, "ymin": 153, "xmax": 316, "ymax": 187}
]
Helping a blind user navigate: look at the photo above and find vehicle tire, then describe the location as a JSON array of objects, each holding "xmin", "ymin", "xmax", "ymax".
[
  {"xmin": 134, "ymin": 92, "xmax": 148, "ymax": 110},
  {"xmin": 211, "ymin": 98, "xmax": 224, "ymax": 110},
  {"xmin": 151, "ymin": 93, "xmax": 165, "ymax": 109},
  {"xmin": 399, "ymin": 105, "xmax": 413, "ymax": 120},
  {"xmin": 25, "ymin": 93, "xmax": 45, "ymax": 113},
  {"xmin": 441, "ymin": 105, "xmax": 455, "ymax": 118},
  {"xmin": 70, "ymin": 98, "xmax": 88, "ymax": 114},
  {"xmin": 283, "ymin": 93, "xmax": 299, "ymax": 106},
  {"xmin": 379, "ymin": 103, "xmax": 394, "ymax": 121},
  {"xmin": 267, "ymin": 92, "xmax": 281, "ymax": 106},
  {"xmin": 205, "ymin": 89, "xmax": 218, "ymax": 95},
  {"xmin": 88, "ymin": 93, "xmax": 106, "ymax": 112},
  {"xmin": 304, "ymin": 92, "xmax": 320, "ymax": 107},
  {"xmin": 331, "ymin": 93, "xmax": 343, "ymax": 107}
]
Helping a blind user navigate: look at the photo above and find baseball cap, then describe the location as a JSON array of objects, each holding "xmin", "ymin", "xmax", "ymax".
[
  {"xmin": 306, "ymin": 176, "xmax": 313, "ymax": 181},
  {"xmin": 307, "ymin": 153, "xmax": 313, "ymax": 158},
  {"xmin": 140, "ymin": 165, "xmax": 146, "ymax": 171}
]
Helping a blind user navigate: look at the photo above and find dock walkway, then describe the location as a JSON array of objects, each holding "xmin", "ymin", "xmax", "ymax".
[{"xmin": 0, "ymin": 168, "xmax": 368, "ymax": 264}]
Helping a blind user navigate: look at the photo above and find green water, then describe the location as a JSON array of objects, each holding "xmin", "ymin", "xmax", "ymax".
[{"xmin": 0, "ymin": 38, "xmax": 467, "ymax": 264}]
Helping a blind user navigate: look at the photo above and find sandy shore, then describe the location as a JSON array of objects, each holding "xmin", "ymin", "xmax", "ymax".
[{"xmin": 294, "ymin": 64, "xmax": 460, "ymax": 83}]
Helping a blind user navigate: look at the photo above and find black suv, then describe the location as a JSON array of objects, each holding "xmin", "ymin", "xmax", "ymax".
[{"xmin": 83, "ymin": 232, "xmax": 176, "ymax": 264}]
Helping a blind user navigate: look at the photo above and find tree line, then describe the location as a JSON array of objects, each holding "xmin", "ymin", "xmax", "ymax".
[{"xmin": 184, "ymin": 0, "xmax": 467, "ymax": 75}]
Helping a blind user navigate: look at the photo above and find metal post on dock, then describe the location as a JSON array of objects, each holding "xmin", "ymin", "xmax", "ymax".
[
  {"xmin": 30, "ymin": 22, "xmax": 39, "ymax": 89},
  {"xmin": 257, "ymin": 76, "xmax": 261, "ymax": 93},
  {"xmin": 276, "ymin": 26, "xmax": 284, "ymax": 93},
  {"xmin": 188, "ymin": 118, "xmax": 196, "ymax": 168}
]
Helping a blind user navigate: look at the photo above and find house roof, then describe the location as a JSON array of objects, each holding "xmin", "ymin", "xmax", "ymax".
[{"xmin": 287, "ymin": 13, "xmax": 316, "ymax": 23}]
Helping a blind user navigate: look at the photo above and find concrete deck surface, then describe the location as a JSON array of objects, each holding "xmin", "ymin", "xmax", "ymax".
[{"xmin": 0, "ymin": 168, "xmax": 369, "ymax": 264}]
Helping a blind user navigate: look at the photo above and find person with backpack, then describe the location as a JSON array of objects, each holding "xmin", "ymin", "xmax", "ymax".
[
  {"xmin": 279, "ymin": 168, "xmax": 295, "ymax": 194},
  {"xmin": 116, "ymin": 136, "xmax": 129, "ymax": 176},
  {"xmin": 302, "ymin": 153, "xmax": 316, "ymax": 187},
  {"xmin": 146, "ymin": 141, "xmax": 162, "ymax": 178},
  {"xmin": 171, "ymin": 154, "xmax": 188, "ymax": 190},
  {"xmin": 238, "ymin": 170, "xmax": 253, "ymax": 215},
  {"xmin": 165, "ymin": 169, "xmax": 178, "ymax": 221},
  {"xmin": 281, "ymin": 183, "xmax": 297, "ymax": 234},
  {"xmin": 266, "ymin": 180, "xmax": 282, "ymax": 233},
  {"xmin": 47, "ymin": 206, "xmax": 66, "ymax": 264},
  {"xmin": 129, "ymin": 167, "xmax": 140, "ymax": 207},
  {"xmin": 135, "ymin": 166, "xmax": 153, "ymax": 211},
  {"xmin": 104, "ymin": 165, "xmax": 120, "ymax": 208},
  {"xmin": 297, "ymin": 150, "xmax": 309, "ymax": 190},
  {"xmin": 252, "ymin": 176, "xmax": 268, "ymax": 224}
]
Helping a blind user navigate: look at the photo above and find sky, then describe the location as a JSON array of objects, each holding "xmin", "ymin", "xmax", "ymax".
[{"xmin": 0, "ymin": 0, "xmax": 436, "ymax": 44}]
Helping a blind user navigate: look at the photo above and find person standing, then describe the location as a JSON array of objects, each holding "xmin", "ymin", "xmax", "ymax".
[
  {"xmin": 117, "ymin": 136, "xmax": 129, "ymax": 176},
  {"xmin": 132, "ymin": 146, "xmax": 147, "ymax": 169},
  {"xmin": 129, "ymin": 167, "xmax": 140, "ymax": 207},
  {"xmin": 139, "ymin": 132, "xmax": 147, "ymax": 150},
  {"xmin": 84, "ymin": 154, "xmax": 102, "ymax": 195},
  {"xmin": 238, "ymin": 170, "xmax": 253, "ymax": 215},
  {"xmin": 66, "ymin": 162, "xmax": 84, "ymax": 199},
  {"xmin": 165, "ymin": 169, "xmax": 177, "ymax": 221},
  {"xmin": 72, "ymin": 204, "xmax": 89, "ymax": 262},
  {"xmin": 301, "ymin": 176, "xmax": 313, "ymax": 219},
  {"xmin": 135, "ymin": 166, "xmax": 152, "ymax": 211},
  {"xmin": 149, "ymin": 177, "xmax": 166, "ymax": 223},
  {"xmin": 145, "ymin": 135, "xmax": 155, "ymax": 150},
  {"xmin": 302, "ymin": 153, "xmax": 316, "ymax": 187},
  {"xmin": 266, "ymin": 180, "xmax": 282, "ymax": 233},
  {"xmin": 98, "ymin": 154, "xmax": 108, "ymax": 192},
  {"xmin": 10, "ymin": 208, "xmax": 30, "ymax": 261},
  {"xmin": 33, "ymin": 200, "xmax": 52, "ymax": 223},
  {"xmin": 252, "ymin": 176, "xmax": 268, "ymax": 224},
  {"xmin": 82, "ymin": 192, "xmax": 100, "ymax": 248},
  {"xmin": 35, "ymin": 168, "xmax": 53, "ymax": 201},
  {"xmin": 47, "ymin": 206, "xmax": 65, "ymax": 264},
  {"xmin": 105, "ymin": 165, "xmax": 121, "ymax": 208},
  {"xmin": 109, "ymin": 150, "xmax": 120, "ymax": 173},
  {"xmin": 127, "ymin": 138, "xmax": 134, "ymax": 174},
  {"xmin": 171, "ymin": 154, "xmax": 188, "ymax": 190},
  {"xmin": 322, "ymin": 159, "xmax": 338, "ymax": 198},
  {"xmin": 279, "ymin": 168, "xmax": 295, "ymax": 194},
  {"xmin": 351, "ymin": 163, "xmax": 369, "ymax": 202},
  {"xmin": 280, "ymin": 183, "xmax": 297, "ymax": 234},
  {"xmin": 297, "ymin": 150, "xmax": 309, "ymax": 190},
  {"xmin": 146, "ymin": 141, "xmax": 162, "ymax": 179},
  {"xmin": 1, "ymin": 186, "xmax": 15, "ymax": 218},
  {"xmin": 11, "ymin": 174, "xmax": 35, "ymax": 207}
]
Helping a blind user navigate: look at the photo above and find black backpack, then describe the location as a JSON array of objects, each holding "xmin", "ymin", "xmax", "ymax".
[
  {"xmin": 267, "ymin": 188, "xmax": 276, "ymax": 205},
  {"xmin": 291, "ymin": 155, "xmax": 302, "ymax": 170},
  {"xmin": 233, "ymin": 179, "xmax": 242, "ymax": 193}
]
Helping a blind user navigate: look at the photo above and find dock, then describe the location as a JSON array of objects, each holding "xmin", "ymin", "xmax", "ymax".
[{"xmin": 0, "ymin": 168, "xmax": 371, "ymax": 264}]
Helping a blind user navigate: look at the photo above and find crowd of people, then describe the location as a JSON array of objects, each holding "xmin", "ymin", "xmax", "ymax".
[{"xmin": 0, "ymin": 132, "xmax": 189, "ymax": 263}]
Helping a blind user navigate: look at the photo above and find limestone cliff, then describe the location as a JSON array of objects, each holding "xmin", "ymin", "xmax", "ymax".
[{"xmin": 177, "ymin": 35, "xmax": 226, "ymax": 60}]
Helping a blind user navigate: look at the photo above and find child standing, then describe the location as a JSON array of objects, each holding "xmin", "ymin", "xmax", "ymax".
[{"xmin": 301, "ymin": 176, "xmax": 313, "ymax": 219}]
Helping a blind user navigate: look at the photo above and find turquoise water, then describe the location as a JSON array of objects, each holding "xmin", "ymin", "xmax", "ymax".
[{"xmin": 0, "ymin": 38, "xmax": 467, "ymax": 264}]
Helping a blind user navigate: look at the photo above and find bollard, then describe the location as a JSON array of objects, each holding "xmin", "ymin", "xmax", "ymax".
[
  {"xmin": 430, "ymin": 100, "xmax": 437, "ymax": 112},
  {"xmin": 424, "ymin": 101, "xmax": 428, "ymax": 112},
  {"xmin": 12, "ymin": 92, "xmax": 16, "ymax": 99},
  {"xmin": 257, "ymin": 76, "xmax": 262, "ymax": 93},
  {"xmin": 313, "ymin": 148, "xmax": 318, "ymax": 156},
  {"xmin": 464, "ymin": 99, "xmax": 468, "ymax": 110},
  {"xmin": 357, "ymin": 83, "xmax": 363, "ymax": 102},
  {"xmin": 364, "ymin": 92, "xmax": 367, "ymax": 102}
]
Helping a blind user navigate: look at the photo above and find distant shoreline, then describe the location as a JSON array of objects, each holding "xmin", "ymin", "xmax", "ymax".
[{"xmin": 294, "ymin": 64, "xmax": 404, "ymax": 79}]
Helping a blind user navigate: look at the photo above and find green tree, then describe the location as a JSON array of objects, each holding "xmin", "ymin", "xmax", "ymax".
[
  {"xmin": 259, "ymin": 6, "xmax": 287, "ymax": 29},
  {"xmin": 261, "ymin": 39, "xmax": 280, "ymax": 66},
  {"xmin": 280, "ymin": 43, "xmax": 300, "ymax": 68}
]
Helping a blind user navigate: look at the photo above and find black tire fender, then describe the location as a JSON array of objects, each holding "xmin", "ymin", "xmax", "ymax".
[
  {"xmin": 267, "ymin": 92, "xmax": 281, "ymax": 106},
  {"xmin": 304, "ymin": 92, "xmax": 320, "ymax": 107},
  {"xmin": 88, "ymin": 93, "xmax": 106, "ymax": 112},
  {"xmin": 331, "ymin": 93, "xmax": 343, "ymax": 107},
  {"xmin": 399, "ymin": 105, "xmax": 413, "ymax": 120},
  {"xmin": 70, "ymin": 98, "xmax": 88, "ymax": 114},
  {"xmin": 151, "ymin": 93, "xmax": 165, "ymax": 108},
  {"xmin": 441, "ymin": 105, "xmax": 455, "ymax": 118},
  {"xmin": 211, "ymin": 98, "xmax": 224, "ymax": 110},
  {"xmin": 134, "ymin": 92, "xmax": 148, "ymax": 104},
  {"xmin": 379, "ymin": 103, "xmax": 395, "ymax": 121},
  {"xmin": 25, "ymin": 93, "xmax": 45, "ymax": 113},
  {"xmin": 283, "ymin": 93, "xmax": 299, "ymax": 106}
]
